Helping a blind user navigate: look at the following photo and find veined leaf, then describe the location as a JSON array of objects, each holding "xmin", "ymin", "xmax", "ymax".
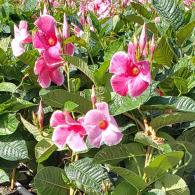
[
  {"xmin": 151, "ymin": 112, "xmax": 195, "ymax": 131},
  {"xmin": 0, "ymin": 82, "xmax": 16, "ymax": 93},
  {"xmin": 109, "ymin": 166, "xmax": 147, "ymax": 190},
  {"xmin": 113, "ymin": 181, "xmax": 138, "ymax": 195},
  {"xmin": 65, "ymin": 158, "xmax": 111, "ymax": 195},
  {"xmin": 93, "ymin": 143, "xmax": 145, "ymax": 164},
  {"xmin": 0, "ymin": 169, "xmax": 9, "ymax": 184},
  {"xmin": 40, "ymin": 89, "xmax": 92, "ymax": 113},
  {"xmin": 152, "ymin": 0, "xmax": 185, "ymax": 30},
  {"xmin": 145, "ymin": 151, "xmax": 184, "ymax": 181},
  {"xmin": 34, "ymin": 167, "xmax": 69, "ymax": 195}
]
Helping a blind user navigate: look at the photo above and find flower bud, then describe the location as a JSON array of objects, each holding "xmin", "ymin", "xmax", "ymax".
[
  {"xmin": 91, "ymin": 85, "xmax": 97, "ymax": 108},
  {"xmin": 63, "ymin": 13, "xmax": 70, "ymax": 39},
  {"xmin": 139, "ymin": 23, "xmax": 147, "ymax": 54},
  {"xmin": 37, "ymin": 100, "xmax": 44, "ymax": 129},
  {"xmin": 150, "ymin": 35, "xmax": 155, "ymax": 60}
]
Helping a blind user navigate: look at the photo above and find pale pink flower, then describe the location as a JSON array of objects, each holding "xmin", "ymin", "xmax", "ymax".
[
  {"xmin": 84, "ymin": 102, "xmax": 123, "ymax": 148},
  {"xmin": 50, "ymin": 111, "xmax": 87, "ymax": 152},
  {"xmin": 33, "ymin": 15, "xmax": 62, "ymax": 64},
  {"xmin": 34, "ymin": 57, "xmax": 64, "ymax": 88},
  {"xmin": 11, "ymin": 21, "xmax": 32, "ymax": 57},
  {"xmin": 109, "ymin": 42, "xmax": 151, "ymax": 97}
]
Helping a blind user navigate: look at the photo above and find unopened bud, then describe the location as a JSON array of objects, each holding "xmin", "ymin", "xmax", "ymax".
[
  {"xmin": 139, "ymin": 23, "xmax": 147, "ymax": 54},
  {"xmin": 133, "ymin": 35, "xmax": 138, "ymax": 50},
  {"xmin": 150, "ymin": 35, "xmax": 155, "ymax": 60},
  {"xmin": 43, "ymin": 4, "xmax": 48, "ymax": 15},
  {"xmin": 37, "ymin": 100, "xmax": 44, "ymax": 129},
  {"xmin": 91, "ymin": 85, "xmax": 97, "ymax": 108},
  {"xmin": 63, "ymin": 13, "xmax": 70, "ymax": 39}
]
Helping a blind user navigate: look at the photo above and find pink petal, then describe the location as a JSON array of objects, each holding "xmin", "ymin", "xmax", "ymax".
[
  {"xmin": 138, "ymin": 60, "xmax": 151, "ymax": 83},
  {"xmin": 50, "ymin": 111, "xmax": 66, "ymax": 128},
  {"xmin": 33, "ymin": 31, "xmax": 48, "ymax": 50},
  {"xmin": 110, "ymin": 75, "xmax": 129, "ymax": 96},
  {"xmin": 84, "ymin": 110, "xmax": 106, "ymax": 126},
  {"xmin": 66, "ymin": 132, "xmax": 87, "ymax": 152},
  {"xmin": 86, "ymin": 126, "xmax": 103, "ymax": 148},
  {"xmin": 102, "ymin": 124, "xmax": 123, "ymax": 146},
  {"xmin": 128, "ymin": 42, "xmax": 136, "ymax": 63},
  {"xmin": 38, "ymin": 69, "xmax": 51, "ymax": 88},
  {"xmin": 64, "ymin": 43, "xmax": 75, "ymax": 56},
  {"xmin": 139, "ymin": 23, "xmax": 147, "ymax": 54},
  {"xmin": 109, "ymin": 52, "xmax": 131, "ymax": 75},
  {"xmin": 34, "ymin": 57, "xmax": 45, "ymax": 75},
  {"xmin": 128, "ymin": 74, "xmax": 149, "ymax": 97},
  {"xmin": 44, "ymin": 42, "xmax": 62, "ymax": 64},
  {"xmin": 52, "ymin": 125, "xmax": 71, "ymax": 149},
  {"xmin": 63, "ymin": 14, "xmax": 69, "ymax": 39},
  {"xmin": 35, "ymin": 15, "xmax": 56, "ymax": 34},
  {"xmin": 11, "ymin": 39, "xmax": 25, "ymax": 57},
  {"xmin": 68, "ymin": 123, "xmax": 86, "ymax": 136},
  {"xmin": 14, "ymin": 24, "xmax": 20, "ymax": 37},
  {"xmin": 19, "ymin": 21, "xmax": 28, "ymax": 30},
  {"xmin": 64, "ymin": 112, "xmax": 75, "ymax": 124},
  {"xmin": 96, "ymin": 102, "xmax": 110, "ymax": 118},
  {"xmin": 50, "ymin": 68, "xmax": 64, "ymax": 86}
]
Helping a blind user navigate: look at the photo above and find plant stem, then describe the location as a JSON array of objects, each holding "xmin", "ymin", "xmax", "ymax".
[
  {"xmin": 10, "ymin": 168, "xmax": 16, "ymax": 190},
  {"xmin": 65, "ymin": 62, "xmax": 70, "ymax": 92}
]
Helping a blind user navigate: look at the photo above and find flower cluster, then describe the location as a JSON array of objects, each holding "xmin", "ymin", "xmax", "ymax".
[
  {"xmin": 109, "ymin": 24, "xmax": 155, "ymax": 98},
  {"xmin": 50, "ymin": 102, "xmax": 123, "ymax": 152}
]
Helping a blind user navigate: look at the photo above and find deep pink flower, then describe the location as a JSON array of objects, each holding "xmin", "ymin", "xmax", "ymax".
[
  {"xmin": 63, "ymin": 14, "xmax": 74, "ymax": 56},
  {"xmin": 109, "ymin": 42, "xmax": 151, "ymax": 98},
  {"xmin": 34, "ymin": 57, "xmax": 64, "ymax": 88},
  {"xmin": 50, "ymin": 111, "xmax": 87, "ymax": 152},
  {"xmin": 11, "ymin": 21, "xmax": 32, "ymax": 57},
  {"xmin": 84, "ymin": 102, "xmax": 123, "ymax": 148},
  {"xmin": 33, "ymin": 15, "xmax": 62, "ymax": 64}
]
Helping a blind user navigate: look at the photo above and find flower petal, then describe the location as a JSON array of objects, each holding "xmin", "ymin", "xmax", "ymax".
[
  {"xmin": 52, "ymin": 125, "xmax": 71, "ymax": 149},
  {"xmin": 50, "ymin": 110, "xmax": 66, "ymax": 128},
  {"xmin": 128, "ymin": 42, "xmax": 136, "ymax": 63},
  {"xmin": 66, "ymin": 132, "xmax": 87, "ymax": 152},
  {"xmin": 128, "ymin": 74, "xmax": 149, "ymax": 97},
  {"xmin": 95, "ymin": 102, "xmax": 110, "ymax": 118},
  {"xmin": 64, "ymin": 43, "xmax": 75, "ymax": 56},
  {"xmin": 35, "ymin": 15, "xmax": 56, "ymax": 34},
  {"xmin": 11, "ymin": 39, "xmax": 25, "ymax": 57},
  {"xmin": 110, "ymin": 75, "xmax": 129, "ymax": 96},
  {"xmin": 38, "ymin": 69, "xmax": 51, "ymax": 88},
  {"xmin": 138, "ymin": 60, "xmax": 151, "ymax": 83},
  {"xmin": 102, "ymin": 124, "xmax": 123, "ymax": 146},
  {"xmin": 50, "ymin": 68, "xmax": 64, "ymax": 86},
  {"xmin": 34, "ymin": 57, "xmax": 45, "ymax": 75},
  {"xmin": 33, "ymin": 31, "xmax": 48, "ymax": 50},
  {"xmin": 109, "ymin": 51, "xmax": 130, "ymax": 75}
]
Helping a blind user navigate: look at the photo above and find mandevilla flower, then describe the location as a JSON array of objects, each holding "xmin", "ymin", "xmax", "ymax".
[
  {"xmin": 109, "ymin": 42, "xmax": 151, "ymax": 97},
  {"xmin": 33, "ymin": 15, "xmax": 62, "ymax": 64},
  {"xmin": 11, "ymin": 21, "xmax": 32, "ymax": 57},
  {"xmin": 34, "ymin": 57, "xmax": 64, "ymax": 88},
  {"xmin": 50, "ymin": 111, "xmax": 87, "ymax": 152},
  {"xmin": 84, "ymin": 102, "xmax": 123, "ymax": 148}
]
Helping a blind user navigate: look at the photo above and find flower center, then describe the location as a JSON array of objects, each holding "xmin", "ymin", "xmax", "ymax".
[
  {"xmin": 129, "ymin": 65, "xmax": 140, "ymax": 76},
  {"xmin": 98, "ymin": 120, "xmax": 108, "ymax": 130},
  {"xmin": 47, "ymin": 36, "xmax": 57, "ymax": 46}
]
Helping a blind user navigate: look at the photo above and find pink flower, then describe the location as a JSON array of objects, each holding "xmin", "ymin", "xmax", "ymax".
[
  {"xmin": 50, "ymin": 111, "xmax": 87, "ymax": 152},
  {"xmin": 109, "ymin": 42, "xmax": 151, "ymax": 97},
  {"xmin": 33, "ymin": 15, "xmax": 62, "ymax": 64},
  {"xmin": 84, "ymin": 102, "xmax": 123, "ymax": 148},
  {"xmin": 63, "ymin": 14, "xmax": 75, "ymax": 56},
  {"xmin": 34, "ymin": 57, "xmax": 64, "ymax": 88},
  {"xmin": 11, "ymin": 21, "xmax": 32, "ymax": 57}
]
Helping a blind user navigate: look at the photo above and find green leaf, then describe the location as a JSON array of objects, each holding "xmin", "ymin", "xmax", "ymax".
[
  {"xmin": 142, "ymin": 96, "xmax": 195, "ymax": 112},
  {"xmin": 65, "ymin": 158, "xmax": 111, "ymax": 195},
  {"xmin": 131, "ymin": 2, "xmax": 152, "ymax": 19},
  {"xmin": 0, "ymin": 82, "xmax": 16, "ymax": 93},
  {"xmin": 0, "ymin": 134, "xmax": 28, "ymax": 161},
  {"xmin": 151, "ymin": 112, "xmax": 195, "ymax": 131},
  {"xmin": 34, "ymin": 167, "xmax": 69, "ymax": 195},
  {"xmin": 63, "ymin": 36, "xmax": 87, "ymax": 48},
  {"xmin": 113, "ymin": 181, "xmax": 138, "ymax": 195},
  {"xmin": 64, "ymin": 101, "xmax": 79, "ymax": 112},
  {"xmin": 145, "ymin": 151, "xmax": 184, "ymax": 181},
  {"xmin": 152, "ymin": 0, "xmax": 185, "ymax": 30},
  {"xmin": 0, "ymin": 48, "xmax": 9, "ymax": 66},
  {"xmin": 19, "ymin": 50, "xmax": 38, "ymax": 67},
  {"xmin": 63, "ymin": 55, "xmax": 95, "ymax": 83},
  {"xmin": 109, "ymin": 166, "xmax": 147, "ymax": 190},
  {"xmin": 176, "ymin": 20, "xmax": 195, "ymax": 45},
  {"xmin": 20, "ymin": 115, "xmax": 44, "ymax": 141},
  {"xmin": 134, "ymin": 132, "xmax": 163, "ymax": 150},
  {"xmin": 154, "ymin": 36, "xmax": 174, "ymax": 65},
  {"xmin": 0, "ymin": 36, "xmax": 10, "ymax": 52},
  {"xmin": 0, "ymin": 169, "xmax": 9, "ymax": 184},
  {"xmin": 35, "ymin": 138, "xmax": 57, "ymax": 163},
  {"xmin": 40, "ymin": 89, "xmax": 92, "ymax": 113},
  {"xmin": 0, "ymin": 114, "xmax": 19, "ymax": 135},
  {"xmin": 157, "ymin": 174, "xmax": 190, "ymax": 195},
  {"xmin": 93, "ymin": 143, "xmax": 145, "ymax": 164},
  {"xmin": 109, "ymin": 89, "xmax": 151, "ymax": 116}
]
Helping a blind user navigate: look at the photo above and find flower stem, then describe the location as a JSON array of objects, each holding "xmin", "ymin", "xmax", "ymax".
[{"xmin": 10, "ymin": 168, "xmax": 16, "ymax": 190}]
